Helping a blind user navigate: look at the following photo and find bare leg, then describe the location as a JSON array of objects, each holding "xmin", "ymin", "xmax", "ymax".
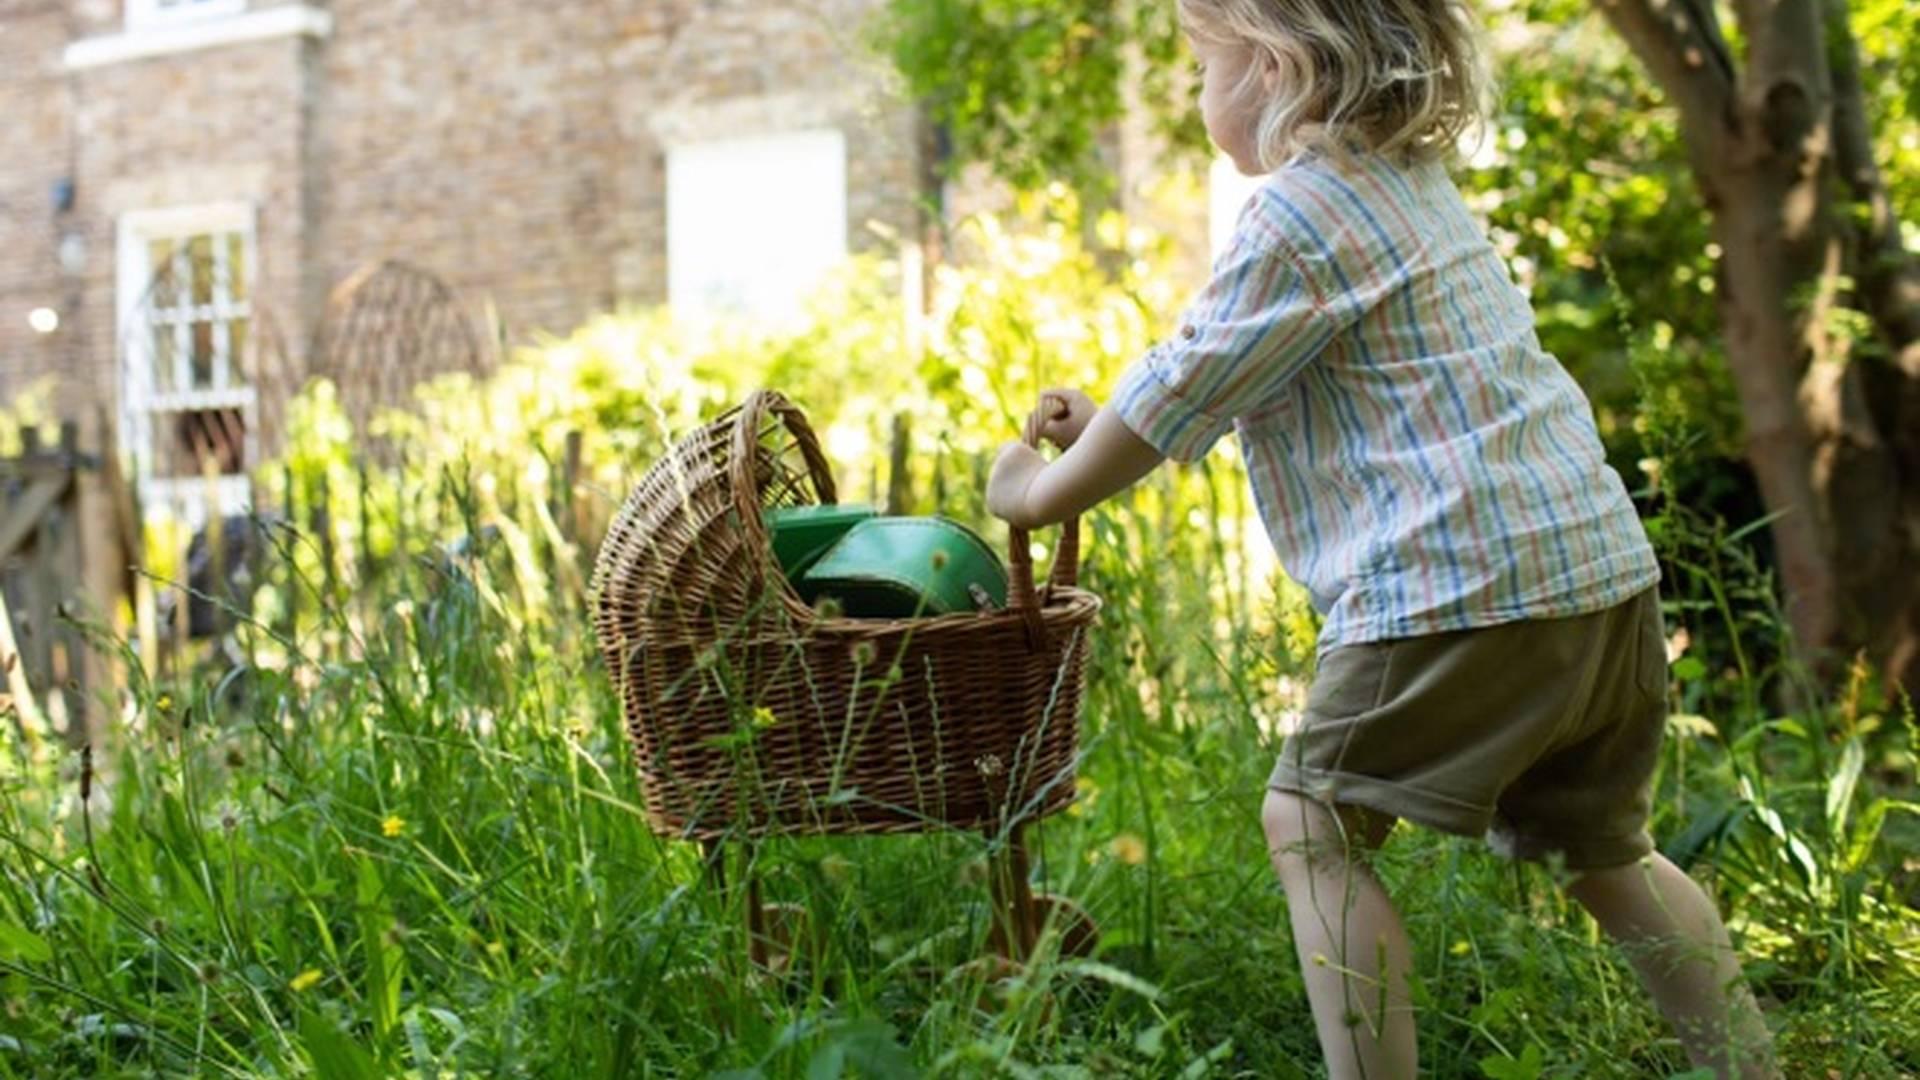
[
  {"xmin": 1567, "ymin": 854, "xmax": 1778, "ymax": 1079},
  {"xmin": 1262, "ymin": 790, "xmax": 1414, "ymax": 1080}
]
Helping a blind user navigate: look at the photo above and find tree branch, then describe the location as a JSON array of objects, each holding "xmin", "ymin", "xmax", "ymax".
[
  {"xmin": 1735, "ymin": 0, "xmax": 1831, "ymax": 100},
  {"xmin": 1591, "ymin": 0, "xmax": 1736, "ymax": 162}
]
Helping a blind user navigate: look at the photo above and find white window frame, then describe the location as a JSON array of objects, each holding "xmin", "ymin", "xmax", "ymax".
[
  {"xmin": 68, "ymin": 5, "xmax": 331, "ymax": 70},
  {"xmin": 125, "ymin": 0, "xmax": 248, "ymax": 31},
  {"xmin": 116, "ymin": 202, "xmax": 259, "ymax": 527},
  {"xmin": 666, "ymin": 129, "xmax": 849, "ymax": 325}
]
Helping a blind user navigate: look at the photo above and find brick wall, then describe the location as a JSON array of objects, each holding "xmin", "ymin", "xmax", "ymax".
[
  {"xmin": 0, "ymin": 2, "xmax": 81, "ymax": 416},
  {"xmin": 314, "ymin": 0, "xmax": 922, "ymax": 341},
  {"xmin": 2, "ymin": 0, "xmax": 928, "ymax": 445}
]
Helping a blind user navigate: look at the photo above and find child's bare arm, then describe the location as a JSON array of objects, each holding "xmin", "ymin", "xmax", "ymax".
[{"xmin": 986, "ymin": 404, "xmax": 1164, "ymax": 529}]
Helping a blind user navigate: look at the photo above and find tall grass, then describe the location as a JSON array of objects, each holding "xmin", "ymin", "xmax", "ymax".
[{"xmin": 3, "ymin": 440, "xmax": 1913, "ymax": 1077}]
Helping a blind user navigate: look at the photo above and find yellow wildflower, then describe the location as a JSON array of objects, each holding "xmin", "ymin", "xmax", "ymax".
[
  {"xmin": 1108, "ymin": 833, "xmax": 1147, "ymax": 866},
  {"xmin": 381, "ymin": 815, "xmax": 405, "ymax": 838},
  {"xmin": 289, "ymin": 969, "xmax": 323, "ymax": 993}
]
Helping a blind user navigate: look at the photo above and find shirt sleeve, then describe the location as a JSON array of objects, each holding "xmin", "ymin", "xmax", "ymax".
[{"xmin": 1109, "ymin": 224, "xmax": 1335, "ymax": 463}]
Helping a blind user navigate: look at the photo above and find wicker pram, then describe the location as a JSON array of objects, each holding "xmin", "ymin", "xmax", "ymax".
[
  {"xmin": 591, "ymin": 389, "xmax": 1101, "ymax": 840},
  {"xmin": 590, "ymin": 390, "xmax": 1102, "ymax": 963}
]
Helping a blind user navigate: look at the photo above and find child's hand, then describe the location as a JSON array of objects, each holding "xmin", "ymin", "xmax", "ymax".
[
  {"xmin": 986, "ymin": 441, "xmax": 1048, "ymax": 528},
  {"xmin": 1034, "ymin": 388, "xmax": 1097, "ymax": 450}
]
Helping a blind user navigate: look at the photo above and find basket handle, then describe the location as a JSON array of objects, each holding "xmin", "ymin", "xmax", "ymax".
[
  {"xmin": 1006, "ymin": 397, "xmax": 1083, "ymax": 649},
  {"xmin": 730, "ymin": 389, "xmax": 838, "ymax": 589}
]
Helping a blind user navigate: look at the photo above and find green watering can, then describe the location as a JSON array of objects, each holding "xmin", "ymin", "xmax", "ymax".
[
  {"xmin": 764, "ymin": 504, "xmax": 879, "ymax": 577},
  {"xmin": 765, "ymin": 508, "xmax": 1010, "ymax": 618}
]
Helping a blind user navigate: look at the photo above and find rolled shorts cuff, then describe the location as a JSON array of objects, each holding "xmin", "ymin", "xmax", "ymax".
[
  {"xmin": 1488, "ymin": 825, "xmax": 1655, "ymax": 872},
  {"xmin": 1267, "ymin": 760, "xmax": 1492, "ymax": 839}
]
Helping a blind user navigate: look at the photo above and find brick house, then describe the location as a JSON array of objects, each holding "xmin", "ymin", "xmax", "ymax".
[{"xmin": 0, "ymin": 0, "xmax": 931, "ymax": 523}]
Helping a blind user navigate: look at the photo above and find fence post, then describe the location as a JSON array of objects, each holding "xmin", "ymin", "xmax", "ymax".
[
  {"xmin": 74, "ymin": 408, "xmax": 128, "ymax": 754},
  {"xmin": 886, "ymin": 413, "xmax": 913, "ymax": 516},
  {"xmin": 282, "ymin": 464, "xmax": 298, "ymax": 639},
  {"xmin": 358, "ymin": 461, "xmax": 374, "ymax": 606},
  {"xmin": 315, "ymin": 471, "xmax": 337, "ymax": 607},
  {"xmin": 560, "ymin": 429, "xmax": 583, "ymax": 545}
]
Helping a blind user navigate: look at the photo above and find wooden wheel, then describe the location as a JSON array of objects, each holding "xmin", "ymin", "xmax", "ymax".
[
  {"xmin": 1030, "ymin": 892, "xmax": 1099, "ymax": 958},
  {"xmin": 750, "ymin": 902, "xmax": 812, "ymax": 975},
  {"xmin": 985, "ymin": 823, "xmax": 1100, "ymax": 961}
]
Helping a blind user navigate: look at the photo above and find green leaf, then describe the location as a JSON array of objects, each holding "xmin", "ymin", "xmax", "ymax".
[
  {"xmin": 356, "ymin": 858, "xmax": 404, "ymax": 1042},
  {"xmin": 0, "ymin": 922, "xmax": 50, "ymax": 965},
  {"xmin": 1181, "ymin": 1038, "xmax": 1235, "ymax": 1079},
  {"xmin": 806, "ymin": 1043, "xmax": 846, "ymax": 1080},
  {"xmin": 1060, "ymin": 959, "xmax": 1163, "ymax": 1001},
  {"xmin": 1825, "ymin": 738, "xmax": 1864, "ymax": 837},
  {"xmin": 838, "ymin": 1019, "xmax": 917, "ymax": 1078},
  {"xmin": 299, "ymin": 1010, "xmax": 382, "ymax": 1080},
  {"xmin": 1479, "ymin": 1043, "xmax": 1545, "ymax": 1079},
  {"xmin": 1670, "ymin": 655, "xmax": 1708, "ymax": 682},
  {"xmin": 1663, "ymin": 801, "xmax": 1744, "ymax": 871}
]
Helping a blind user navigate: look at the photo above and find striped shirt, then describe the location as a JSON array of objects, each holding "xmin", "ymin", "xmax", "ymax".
[{"xmin": 1111, "ymin": 151, "xmax": 1659, "ymax": 654}]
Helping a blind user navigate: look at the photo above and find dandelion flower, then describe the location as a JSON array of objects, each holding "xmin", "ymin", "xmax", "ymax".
[
  {"xmin": 289, "ymin": 969, "xmax": 323, "ymax": 993},
  {"xmin": 1108, "ymin": 833, "xmax": 1147, "ymax": 866},
  {"xmin": 751, "ymin": 706, "xmax": 778, "ymax": 730},
  {"xmin": 381, "ymin": 815, "xmax": 405, "ymax": 838}
]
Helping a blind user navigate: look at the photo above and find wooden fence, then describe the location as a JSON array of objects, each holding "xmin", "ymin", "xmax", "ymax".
[{"xmin": 0, "ymin": 420, "xmax": 124, "ymax": 754}]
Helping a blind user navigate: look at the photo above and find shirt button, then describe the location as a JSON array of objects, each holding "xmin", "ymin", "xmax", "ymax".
[{"xmin": 1180, "ymin": 324, "xmax": 1197, "ymax": 340}]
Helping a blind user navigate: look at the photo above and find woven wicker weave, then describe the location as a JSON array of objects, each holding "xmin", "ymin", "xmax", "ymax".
[{"xmin": 591, "ymin": 390, "xmax": 1101, "ymax": 839}]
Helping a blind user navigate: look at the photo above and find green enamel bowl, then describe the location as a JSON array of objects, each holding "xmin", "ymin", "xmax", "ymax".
[
  {"xmin": 799, "ymin": 516, "xmax": 1009, "ymax": 618},
  {"xmin": 764, "ymin": 504, "xmax": 880, "ymax": 578}
]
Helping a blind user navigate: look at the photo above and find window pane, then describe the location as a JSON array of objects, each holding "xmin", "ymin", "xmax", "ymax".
[
  {"xmin": 149, "ymin": 239, "xmax": 181, "ymax": 310},
  {"xmin": 228, "ymin": 317, "xmax": 249, "ymax": 385},
  {"xmin": 152, "ymin": 323, "xmax": 177, "ymax": 393},
  {"xmin": 191, "ymin": 321, "xmax": 215, "ymax": 388},
  {"xmin": 667, "ymin": 130, "xmax": 847, "ymax": 323},
  {"xmin": 168, "ymin": 407, "xmax": 247, "ymax": 478},
  {"xmin": 226, "ymin": 232, "xmax": 247, "ymax": 302},
  {"xmin": 189, "ymin": 235, "xmax": 214, "ymax": 307}
]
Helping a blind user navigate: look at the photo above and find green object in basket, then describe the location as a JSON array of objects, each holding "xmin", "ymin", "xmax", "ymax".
[
  {"xmin": 800, "ymin": 517, "xmax": 1009, "ymax": 617},
  {"xmin": 764, "ymin": 504, "xmax": 879, "ymax": 577}
]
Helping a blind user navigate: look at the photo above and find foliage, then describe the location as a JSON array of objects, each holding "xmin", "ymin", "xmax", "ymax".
[
  {"xmin": 1851, "ymin": 0, "xmax": 1920, "ymax": 231},
  {"xmin": 874, "ymin": 0, "xmax": 1207, "ymax": 198}
]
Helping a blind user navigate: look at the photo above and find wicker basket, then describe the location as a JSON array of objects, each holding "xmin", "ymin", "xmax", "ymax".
[{"xmin": 591, "ymin": 390, "xmax": 1101, "ymax": 839}]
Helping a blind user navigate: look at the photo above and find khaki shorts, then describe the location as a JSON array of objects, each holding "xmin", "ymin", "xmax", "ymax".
[{"xmin": 1268, "ymin": 588, "xmax": 1668, "ymax": 871}]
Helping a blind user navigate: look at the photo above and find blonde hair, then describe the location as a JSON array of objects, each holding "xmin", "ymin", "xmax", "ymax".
[{"xmin": 1180, "ymin": 0, "xmax": 1489, "ymax": 167}]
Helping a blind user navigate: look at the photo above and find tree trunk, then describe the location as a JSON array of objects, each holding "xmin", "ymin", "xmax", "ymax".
[
  {"xmin": 1823, "ymin": 0, "xmax": 1920, "ymax": 686},
  {"xmin": 1598, "ymin": 0, "xmax": 1920, "ymax": 689}
]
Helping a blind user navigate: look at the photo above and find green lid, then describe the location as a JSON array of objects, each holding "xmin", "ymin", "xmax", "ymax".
[
  {"xmin": 800, "ymin": 517, "xmax": 1009, "ymax": 618},
  {"xmin": 764, "ymin": 504, "xmax": 880, "ymax": 578}
]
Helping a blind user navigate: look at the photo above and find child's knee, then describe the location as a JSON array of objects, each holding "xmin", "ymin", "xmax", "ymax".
[{"xmin": 1262, "ymin": 790, "xmax": 1387, "ymax": 874}]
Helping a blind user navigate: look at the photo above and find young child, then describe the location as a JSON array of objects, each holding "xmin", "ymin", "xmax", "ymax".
[{"xmin": 985, "ymin": 1, "xmax": 1778, "ymax": 1076}]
